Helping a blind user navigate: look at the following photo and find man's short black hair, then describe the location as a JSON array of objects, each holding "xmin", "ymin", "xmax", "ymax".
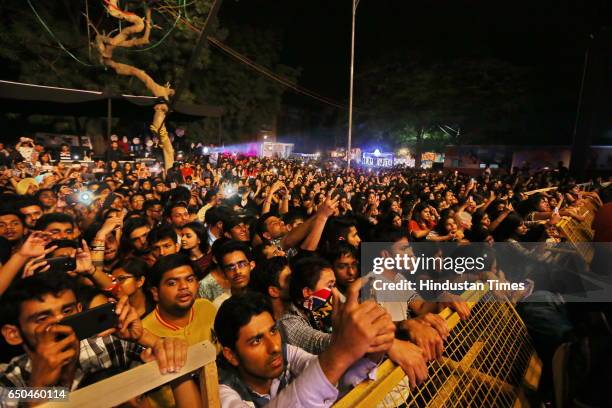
[
  {"xmin": 121, "ymin": 217, "xmax": 150, "ymax": 249},
  {"xmin": 282, "ymin": 210, "xmax": 306, "ymax": 226},
  {"xmin": 249, "ymin": 256, "xmax": 288, "ymax": 296},
  {"xmin": 324, "ymin": 242, "xmax": 358, "ymax": 264},
  {"xmin": 112, "ymin": 257, "xmax": 149, "ymax": 279},
  {"xmin": 213, "ymin": 240, "xmax": 252, "ymax": 266},
  {"xmin": 143, "ymin": 199, "xmax": 162, "ymax": 211},
  {"xmin": 370, "ymin": 226, "xmax": 409, "ymax": 243},
  {"xmin": 255, "ymin": 213, "xmax": 277, "ymax": 237},
  {"xmin": 214, "ymin": 292, "xmax": 273, "ymax": 350},
  {"xmin": 148, "ymin": 224, "xmax": 177, "ymax": 245},
  {"xmin": 0, "ymin": 208, "xmax": 25, "ymax": 225},
  {"xmin": 34, "ymin": 213, "xmax": 74, "ymax": 231},
  {"xmin": 1, "ymin": 273, "xmax": 76, "ymax": 326},
  {"xmin": 14, "ymin": 196, "xmax": 43, "ymax": 211},
  {"xmin": 205, "ymin": 206, "xmax": 232, "ymax": 228},
  {"xmin": 164, "ymin": 201, "xmax": 189, "ymax": 219},
  {"xmin": 149, "ymin": 253, "xmax": 193, "ymax": 288},
  {"xmin": 324, "ymin": 216, "xmax": 357, "ymax": 243},
  {"xmin": 289, "ymin": 257, "xmax": 332, "ymax": 304}
]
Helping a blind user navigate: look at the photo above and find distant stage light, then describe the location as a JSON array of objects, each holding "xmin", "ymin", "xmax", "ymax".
[
  {"xmin": 374, "ymin": 149, "xmax": 381, "ymax": 157},
  {"xmin": 202, "ymin": 147, "xmax": 210, "ymax": 154}
]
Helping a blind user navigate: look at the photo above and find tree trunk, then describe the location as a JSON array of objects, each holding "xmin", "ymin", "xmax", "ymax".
[
  {"xmin": 414, "ymin": 127, "xmax": 424, "ymax": 169},
  {"xmin": 84, "ymin": 118, "xmax": 106, "ymax": 155},
  {"xmin": 94, "ymin": 1, "xmax": 175, "ymax": 169}
]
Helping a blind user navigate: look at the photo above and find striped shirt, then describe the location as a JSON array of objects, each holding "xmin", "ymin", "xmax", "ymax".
[{"xmin": 0, "ymin": 335, "xmax": 143, "ymax": 393}]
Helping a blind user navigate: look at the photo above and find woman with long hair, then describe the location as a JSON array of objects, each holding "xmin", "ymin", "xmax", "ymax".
[
  {"xmin": 409, "ymin": 202, "xmax": 438, "ymax": 241},
  {"xmin": 198, "ymin": 238, "xmax": 230, "ymax": 302},
  {"xmin": 180, "ymin": 222, "xmax": 212, "ymax": 280}
]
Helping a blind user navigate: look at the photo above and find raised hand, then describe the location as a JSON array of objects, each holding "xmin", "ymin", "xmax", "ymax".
[
  {"xmin": 97, "ymin": 215, "xmax": 123, "ymax": 239},
  {"xmin": 317, "ymin": 192, "xmax": 339, "ymax": 218},
  {"xmin": 114, "ymin": 296, "xmax": 143, "ymax": 342},
  {"xmin": 74, "ymin": 240, "xmax": 95, "ymax": 276},
  {"xmin": 329, "ymin": 279, "xmax": 396, "ymax": 364},
  {"xmin": 23, "ymin": 254, "xmax": 50, "ymax": 277},
  {"xmin": 18, "ymin": 231, "xmax": 56, "ymax": 258}
]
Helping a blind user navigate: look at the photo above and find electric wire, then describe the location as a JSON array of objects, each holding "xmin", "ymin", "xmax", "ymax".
[
  {"xmin": 27, "ymin": 0, "xmax": 96, "ymax": 67},
  {"xmin": 163, "ymin": 9, "xmax": 350, "ymax": 110}
]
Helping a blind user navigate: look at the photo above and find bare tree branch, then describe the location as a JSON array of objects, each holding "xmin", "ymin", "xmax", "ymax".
[{"xmin": 95, "ymin": 0, "xmax": 175, "ymax": 169}]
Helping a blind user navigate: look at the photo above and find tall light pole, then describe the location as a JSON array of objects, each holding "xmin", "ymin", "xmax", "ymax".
[{"xmin": 347, "ymin": 0, "xmax": 360, "ymax": 170}]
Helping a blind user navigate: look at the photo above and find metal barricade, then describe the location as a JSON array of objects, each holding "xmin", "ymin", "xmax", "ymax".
[{"xmin": 335, "ymin": 289, "xmax": 542, "ymax": 408}]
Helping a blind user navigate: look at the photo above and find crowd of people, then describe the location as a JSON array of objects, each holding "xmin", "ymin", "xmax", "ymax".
[{"xmin": 0, "ymin": 136, "xmax": 610, "ymax": 407}]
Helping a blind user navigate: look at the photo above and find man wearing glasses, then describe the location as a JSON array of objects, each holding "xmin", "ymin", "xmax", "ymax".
[{"xmin": 212, "ymin": 240, "xmax": 256, "ymax": 308}]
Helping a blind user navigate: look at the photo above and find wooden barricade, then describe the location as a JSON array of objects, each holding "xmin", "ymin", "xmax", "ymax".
[{"xmin": 40, "ymin": 341, "xmax": 220, "ymax": 408}]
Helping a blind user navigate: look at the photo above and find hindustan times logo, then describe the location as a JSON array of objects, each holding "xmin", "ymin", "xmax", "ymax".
[{"xmin": 372, "ymin": 254, "xmax": 486, "ymax": 275}]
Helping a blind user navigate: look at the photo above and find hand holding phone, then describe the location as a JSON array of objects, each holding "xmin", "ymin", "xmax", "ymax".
[
  {"xmin": 60, "ymin": 302, "xmax": 118, "ymax": 340},
  {"xmin": 45, "ymin": 256, "xmax": 77, "ymax": 274},
  {"xmin": 29, "ymin": 323, "xmax": 79, "ymax": 386}
]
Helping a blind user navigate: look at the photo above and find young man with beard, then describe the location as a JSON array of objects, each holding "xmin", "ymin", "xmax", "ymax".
[
  {"xmin": 324, "ymin": 216, "xmax": 362, "ymax": 250},
  {"xmin": 142, "ymin": 254, "xmax": 216, "ymax": 345},
  {"xmin": 214, "ymin": 287, "xmax": 397, "ymax": 406},
  {"xmin": 212, "ymin": 240, "xmax": 255, "ymax": 308},
  {"xmin": 143, "ymin": 199, "xmax": 163, "ymax": 228},
  {"xmin": 142, "ymin": 254, "xmax": 217, "ymax": 408},
  {"xmin": 87, "ymin": 213, "xmax": 123, "ymax": 273},
  {"xmin": 166, "ymin": 202, "xmax": 191, "ymax": 234},
  {"xmin": 14, "ymin": 197, "xmax": 44, "ymax": 229},
  {"xmin": 325, "ymin": 242, "xmax": 360, "ymax": 293},
  {"xmin": 121, "ymin": 217, "xmax": 151, "ymax": 257}
]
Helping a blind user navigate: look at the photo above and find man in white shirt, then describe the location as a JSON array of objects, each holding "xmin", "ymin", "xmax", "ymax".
[{"xmin": 214, "ymin": 282, "xmax": 396, "ymax": 407}]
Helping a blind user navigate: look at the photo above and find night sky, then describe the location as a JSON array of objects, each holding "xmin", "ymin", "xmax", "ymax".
[{"xmin": 221, "ymin": 0, "xmax": 609, "ymax": 104}]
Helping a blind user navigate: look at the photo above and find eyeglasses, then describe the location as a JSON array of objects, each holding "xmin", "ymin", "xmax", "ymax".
[{"xmin": 223, "ymin": 260, "xmax": 249, "ymax": 272}]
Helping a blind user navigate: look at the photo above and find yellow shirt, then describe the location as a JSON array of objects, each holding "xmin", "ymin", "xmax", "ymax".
[
  {"xmin": 142, "ymin": 299, "xmax": 217, "ymax": 408},
  {"xmin": 143, "ymin": 298, "xmax": 217, "ymax": 345}
]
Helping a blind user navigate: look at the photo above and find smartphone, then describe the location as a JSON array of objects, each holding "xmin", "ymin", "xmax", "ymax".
[
  {"xmin": 45, "ymin": 256, "xmax": 77, "ymax": 274},
  {"xmin": 60, "ymin": 302, "xmax": 118, "ymax": 340}
]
